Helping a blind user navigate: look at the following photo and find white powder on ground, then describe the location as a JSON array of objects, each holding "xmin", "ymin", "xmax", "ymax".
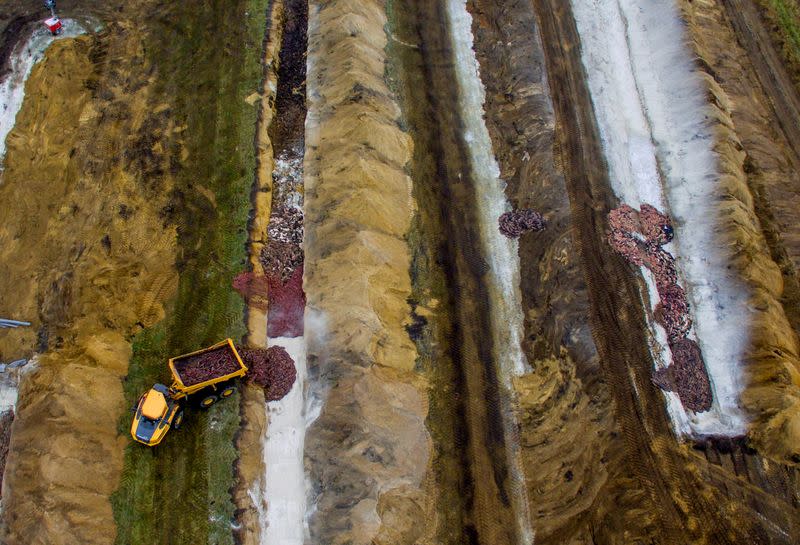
[
  {"xmin": 571, "ymin": 0, "xmax": 749, "ymax": 435},
  {"xmin": 261, "ymin": 335, "xmax": 308, "ymax": 545}
]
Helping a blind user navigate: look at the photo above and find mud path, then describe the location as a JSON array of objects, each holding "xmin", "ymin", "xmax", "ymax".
[
  {"xmin": 390, "ymin": 2, "xmax": 529, "ymax": 543},
  {"xmin": 109, "ymin": 1, "xmax": 268, "ymax": 544},
  {"xmin": 528, "ymin": 0, "xmax": 800, "ymax": 543}
]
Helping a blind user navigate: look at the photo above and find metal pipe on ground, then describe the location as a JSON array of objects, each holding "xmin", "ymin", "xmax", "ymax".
[{"xmin": 0, "ymin": 319, "xmax": 31, "ymax": 328}]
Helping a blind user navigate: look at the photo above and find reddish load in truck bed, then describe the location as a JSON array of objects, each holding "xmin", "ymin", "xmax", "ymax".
[{"xmin": 173, "ymin": 345, "xmax": 241, "ymax": 387}]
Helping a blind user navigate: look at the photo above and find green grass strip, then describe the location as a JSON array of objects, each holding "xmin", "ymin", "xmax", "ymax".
[{"xmin": 111, "ymin": 1, "xmax": 268, "ymax": 544}]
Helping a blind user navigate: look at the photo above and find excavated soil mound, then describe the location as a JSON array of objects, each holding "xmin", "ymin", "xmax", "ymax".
[
  {"xmin": 173, "ymin": 349, "xmax": 239, "ymax": 386},
  {"xmin": 240, "ymin": 346, "xmax": 297, "ymax": 401},
  {"xmin": 499, "ymin": 208, "xmax": 546, "ymax": 238},
  {"xmin": 608, "ymin": 204, "xmax": 712, "ymax": 412}
]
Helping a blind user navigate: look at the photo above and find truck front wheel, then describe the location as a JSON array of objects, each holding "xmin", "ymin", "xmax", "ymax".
[
  {"xmin": 173, "ymin": 410, "xmax": 184, "ymax": 429},
  {"xmin": 200, "ymin": 395, "xmax": 218, "ymax": 408}
]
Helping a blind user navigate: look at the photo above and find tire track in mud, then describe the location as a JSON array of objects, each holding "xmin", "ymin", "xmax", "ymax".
[
  {"xmin": 531, "ymin": 0, "xmax": 800, "ymax": 543},
  {"xmin": 390, "ymin": 2, "xmax": 525, "ymax": 544}
]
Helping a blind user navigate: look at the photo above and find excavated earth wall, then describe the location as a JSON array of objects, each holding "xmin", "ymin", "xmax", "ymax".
[
  {"xmin": 679, "ymin": 0, "xmax": 800, "ymax": 463},
  {"xmin": 465, "ymin": 0, "xmax": 800, "ymax": 542},
  {"xmin": 303, "ymin": 1, "xmax": 431, "ymax": 543}
]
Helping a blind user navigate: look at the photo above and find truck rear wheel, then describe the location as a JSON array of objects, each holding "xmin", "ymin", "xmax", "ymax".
[
  {"xmin": 200, "ymin": 395, "xmax": 218, "ymax": 408},
  {"xmin": 220, "ymin": 385, "xmax": 237, "ymax": 398}
]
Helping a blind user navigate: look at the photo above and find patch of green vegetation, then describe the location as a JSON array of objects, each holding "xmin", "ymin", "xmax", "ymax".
[
  {"xmin": 773, "ymin": 1, "xmax": 800, "ymax": 52},
  {"xmin": 111, "ymin": 1, "xmax": 268, "ymax": 544},
  {"xmin": 761, "ymin": 0, "xmax": 800, "ymax": 83}
]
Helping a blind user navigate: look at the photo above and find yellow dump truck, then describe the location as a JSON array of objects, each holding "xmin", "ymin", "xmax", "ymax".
[{"xmin": 130, "ymin": 339, "xmax": 248, "ymax": 446}]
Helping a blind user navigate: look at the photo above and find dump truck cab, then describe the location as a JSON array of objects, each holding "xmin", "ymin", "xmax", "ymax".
[{"xmin": 130, "ymin": 383, "xmax": 184, "ymax": 446}]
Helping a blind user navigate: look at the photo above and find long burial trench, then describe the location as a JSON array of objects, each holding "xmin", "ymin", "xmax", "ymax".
[
  {"xmin": 260, "ymin": 0, "xmax": 309, "ymax": 542},
  {"xmin": 522, "ymin": 0, "xmax": 800, "ymax": 543}
]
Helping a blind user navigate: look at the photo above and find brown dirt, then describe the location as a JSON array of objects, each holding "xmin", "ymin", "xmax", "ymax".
[
  {"xmin": 722, "ymin": 0, "xmax": 800, "ymax": 174},
  {"xmin": 0, "ymin": 5, "xmax": 181, "ymax": 543},
  {"xmin": 752, "ymin": 0, "xmax": 800, "ymax": 94},
  {"xmin": 234, "ymin": 1, "xmax": 285, "ymax": 539},
  {"xmin": 679, "ymin": 0, "xmax": 800, "ymax": 464},
  {"xmin": 465, "ymin": 1, "xmax": 626, "ymax": 542},
  {"xmin": 0, "ymin": 409, "xmax": 14, "ymax": 492},
  {"xmin": 303, "ymin": 1, "xmax": 431, "ymax": 544},
  {"xmin": 0, "ymin": 13, "xmax": 40, "ymax": 79}
]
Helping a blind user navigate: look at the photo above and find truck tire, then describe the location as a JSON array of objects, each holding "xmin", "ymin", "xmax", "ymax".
[
  {"xmin": 200, "ymin": 395, "xmax": 218, "ymax": 408},
  {"xmin": 173, "ymin": 410, "xmax": 184, "ymax": 430},
  {"xmin": 220, "ymin": 385, "xmax": 237, "ymax": 398}
]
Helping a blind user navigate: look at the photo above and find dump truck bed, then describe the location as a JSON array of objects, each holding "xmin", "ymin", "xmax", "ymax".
[{"xmin": 168, "ymin": 339, "xmax": 247, "ymax": 395}]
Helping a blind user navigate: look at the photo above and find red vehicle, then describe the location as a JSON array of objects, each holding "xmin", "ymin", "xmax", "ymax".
[{"xmin": 44, "ymin": 17, "xmax": 62, "ymax": 36}]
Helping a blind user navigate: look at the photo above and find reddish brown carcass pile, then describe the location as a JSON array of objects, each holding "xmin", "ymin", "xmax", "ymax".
[
  {"xmin": 499, "ymin": 208, "xmax": 546, "ymax": 238},
  {"xmin": 173, "ymin": 347, "xmax": 240, "ymax": 387},
  {"xmin": 608, "ymin": 203, "xmax": 712, "ymax": 412},
  {"xmin": 240, "ymin": 346, "xmax": 297, "ymax": 401}
]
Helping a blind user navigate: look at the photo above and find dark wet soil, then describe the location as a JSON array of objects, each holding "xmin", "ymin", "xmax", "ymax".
[
  {"xmin": 0, "ymin": 13, "xmax": 40, "ymax": 79},
  {"xmin": 0, "ymin": 409, "xmax": 13, "ymax": 491},
  {"xmin": 268, "ymin": 0, "xmax": 307, "ymax": 154}
]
